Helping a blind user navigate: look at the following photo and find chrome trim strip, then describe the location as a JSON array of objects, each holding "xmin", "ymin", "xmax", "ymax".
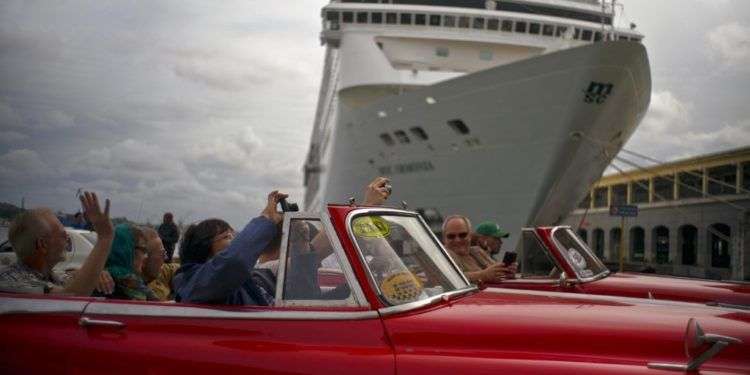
[
  {"xmin": 83, "ymin": 302, "xmax": 380, "ymax": 320},
  {"xmin": 274, "ymin": 211, "xmax": 298, "ymax": 305},
  {"xmin": 484, "ymin": 287, "xmax": 750, "ymax": 313},
  {"xmin": 377, "ymin": 287, "xmax": 478, "ymax": 317},
  {"xmin": 345, "ymin": 208, "xmax": 471, "ymax": 308},
  {"xmin": 550, "ymin": 226, "xmax": 610, "ymax": 283},
  {"xmin": 0, "ymin": 296, "xmax": 88, "ymax": 315}
]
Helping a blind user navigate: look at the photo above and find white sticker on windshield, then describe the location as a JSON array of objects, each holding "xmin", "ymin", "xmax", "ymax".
[{"xmin": 567, "ymin": 248, "xmax": 587, "ymax": 270}]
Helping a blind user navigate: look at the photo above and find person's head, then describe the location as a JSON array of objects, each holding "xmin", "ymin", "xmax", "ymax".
[
  {"xmin": 475, "ymin": 221, "xmax": 509, "ymax": 256},
  {"xmin": 442, "ymin": 215, "xmax": 472, "ymax": 256},
  {"xmin": 9, "ymin": 208, "xmax": 69, "ymax": 272},
  {"xmin": 179, "ymin": 219, "xmax": 233, "ymax": 264},
  {"xmin": 163, "ymin": 212, "xmax": 174, "ymax": 224},
  {"xmin": 136, "ymin": 227, "xmax": 164, "ymax": 273},
  {"xmin": 106, "ymin": 224, "xmax": 146, "ymax": 278}
]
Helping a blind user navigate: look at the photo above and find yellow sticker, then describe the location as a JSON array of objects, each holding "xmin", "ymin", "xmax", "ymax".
[
  {"xmin": 380, "ymin": 271, "xmax": 423, "ymax": 305},
  {"xmin": 352, "ymin": 216, "xmax": 390, "ymax": 238}
]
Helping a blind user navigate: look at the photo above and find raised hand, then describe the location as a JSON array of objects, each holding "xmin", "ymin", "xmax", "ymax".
[
  {"xmin": 79, "ymin": 191, "xmax": 113, "ymax": 238},
  {"xmin": 363, "ymin": 176, "xmax": 391, "ymax": 206},
  {"xmin": 95, "ymin": 270, "xmax": 114, "ymax": 295},
  {"xmin": 261, "ymin": 190, "xmax": 287, "ymax": 225}
]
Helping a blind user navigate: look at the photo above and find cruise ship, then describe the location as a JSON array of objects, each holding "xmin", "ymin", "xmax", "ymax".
[{"xmin": 304, "ymin": 0, "xmax": 651, "ymax": 250}]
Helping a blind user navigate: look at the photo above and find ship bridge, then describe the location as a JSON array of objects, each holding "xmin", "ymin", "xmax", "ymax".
[{"xmin": 321, "ymin": 0, "xmax": 642, "ymax": 78}]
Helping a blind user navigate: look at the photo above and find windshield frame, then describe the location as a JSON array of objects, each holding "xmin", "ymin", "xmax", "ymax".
[
  {"xmin": 550, "ymin": 226, "xmax": 610, "ymax": 283},
  {"xmin": 345, "ymin": 208, "xmax": 472, "ymax": 307}
]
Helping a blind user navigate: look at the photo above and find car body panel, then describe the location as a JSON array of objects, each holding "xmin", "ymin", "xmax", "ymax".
[
  {"xmin": 493, "ymin": 226, "xmax": 750, "ymax": 307},
  {"xmin": 0, "ymin": 205, "xmax": 748, "ymax": 374}
]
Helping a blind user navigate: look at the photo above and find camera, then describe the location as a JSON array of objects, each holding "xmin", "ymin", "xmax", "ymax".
[
  {"xmin": 383, "ymin": 182, "xmax": 392, "ymax": 195},
  {"xmin": 279, "ymin": 197, "xmax": 299, "ymax": 212}
]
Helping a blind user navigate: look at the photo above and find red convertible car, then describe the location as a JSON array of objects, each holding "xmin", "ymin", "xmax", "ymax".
[
  {"xmin": 1, "ymin": 205, "xmax": 749, "ymax": 374},
  {"xmin": 494, "ymin": 226, "xmax": 750, "ymax": 307}
]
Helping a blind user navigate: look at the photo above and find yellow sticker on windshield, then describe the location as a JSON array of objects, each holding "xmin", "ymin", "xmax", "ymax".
[
  {"xmin": 381, "ymin": 271, "xmax": 423, "ymax": 305},
  {"xmin": 352, "ymin": 216, "xmax": 390, "ymax": 238}
]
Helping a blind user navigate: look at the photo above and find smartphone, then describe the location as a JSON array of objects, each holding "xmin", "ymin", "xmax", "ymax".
[{"xmin": 502, "ymin": 252, "xmax": 517, "ymax": 266}]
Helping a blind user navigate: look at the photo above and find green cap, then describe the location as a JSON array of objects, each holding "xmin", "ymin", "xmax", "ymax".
[{"xmin": 475, "ymin": 221, "xmax": 509, "ymax": 238}]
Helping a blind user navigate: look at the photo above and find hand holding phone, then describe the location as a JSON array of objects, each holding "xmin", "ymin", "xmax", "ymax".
[{"xmin": 502, "ymin": 252, "xmax": 517, "ymax": 266}]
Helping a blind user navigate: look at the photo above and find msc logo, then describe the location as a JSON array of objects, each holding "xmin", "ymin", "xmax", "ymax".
[{"xmin": 584, "ymin": 81, "xmax": 614, "ymax": 104}]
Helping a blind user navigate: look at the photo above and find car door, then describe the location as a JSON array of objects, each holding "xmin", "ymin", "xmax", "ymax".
[
  {"xmin": 0, "ymin": 293, "xmax": 93, "ymax": 372},
  {"xmin": 74, "ymin": 212, "xmax": 395, "ymax": 375}
]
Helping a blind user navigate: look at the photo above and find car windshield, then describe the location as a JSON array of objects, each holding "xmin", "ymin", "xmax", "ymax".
[
  {"xmin": 349, "ymin": 213, "xmax": 469, "ymax": 306},
  {"xmin": 553, "ymin": 228, "xmax": 609, "ymax": 280}
]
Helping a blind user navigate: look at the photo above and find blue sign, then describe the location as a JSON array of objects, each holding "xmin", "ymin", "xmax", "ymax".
[{"xmin": 609, "ymin": 205, "xmax": 638, "ymax": 217}]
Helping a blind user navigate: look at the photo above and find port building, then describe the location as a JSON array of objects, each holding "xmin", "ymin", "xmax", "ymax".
[{"xmin": 563, "ymin": 147, "xmax": 750, "ymax": 281}]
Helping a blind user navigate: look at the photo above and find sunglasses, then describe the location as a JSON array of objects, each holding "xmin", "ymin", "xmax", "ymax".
[{"xmin": 446, "ymin": 232, "xmax": 469, "ymax": 240}]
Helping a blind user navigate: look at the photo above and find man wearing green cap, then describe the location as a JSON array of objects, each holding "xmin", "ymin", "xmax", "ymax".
[{"xmin": 475, "ymin": 221, "xmax": 509, "ymax": 259}]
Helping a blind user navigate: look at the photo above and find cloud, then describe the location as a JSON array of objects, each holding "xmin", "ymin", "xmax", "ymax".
[
  {"xmin": 0, "ymin": 130, "xmax": 27, "ymax": 142},
  {"xmin": 707, "ymin": 22, "xmax": 750, "ymax": 67},
  {"xmin": 622, "ymin": 91, "xmax": 750, "ymax": 163},
  {"xmin": 0, "ymin": 149, "xmax": 58, "ymax": 187},
  {"xmin": 0, "ymin": 100, "xmax": 23, "ymax": 128}
]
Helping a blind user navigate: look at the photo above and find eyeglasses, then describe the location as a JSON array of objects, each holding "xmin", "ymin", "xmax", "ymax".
[{"xmin": 446, "ymin": 232, "xmax": 469, "ymax": 240}]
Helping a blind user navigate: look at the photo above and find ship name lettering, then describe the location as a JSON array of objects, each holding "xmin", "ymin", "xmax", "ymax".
[{"xmin": 377, "ymin": 161, "xmax": 435, "ymax": 175}]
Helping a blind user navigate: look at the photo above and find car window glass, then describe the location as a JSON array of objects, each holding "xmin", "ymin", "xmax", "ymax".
[
  {"xmin": 520, "ymin": 231, "xmax": 557, "ymax": 277},
  {"xmin": 281, "ymin": 219, "xmax": 355, "ymax": 306},
  {"xmin": 350, "ymin": 214, "xmax": 468, "ymax": 306},
  {"xmin": 553, "ymin": 228, "xmax": 607, "ymax": 279}
]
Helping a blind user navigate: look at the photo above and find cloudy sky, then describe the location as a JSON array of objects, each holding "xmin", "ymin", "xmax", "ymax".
[{"xmin": 0, "ymin": 0, "xmax": 748, "ymax": 227}]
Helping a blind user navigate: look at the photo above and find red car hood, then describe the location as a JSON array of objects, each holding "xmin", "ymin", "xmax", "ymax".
[
  {"xmin": 383, "ymin": 288, "xmax": 750, "ymax": 372},
  {"xmin": 584, "ymin": 273, "xmax": 750, "ymax": 307}
]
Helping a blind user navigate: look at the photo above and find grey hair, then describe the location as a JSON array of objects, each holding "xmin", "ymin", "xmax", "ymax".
[
  {"xmin": 8, "ymin": 208, "xmax": 54, "ymax": 261},
  {"xmin": 441, "ymin": 214, "xmax": 472, "ymax": 236}
]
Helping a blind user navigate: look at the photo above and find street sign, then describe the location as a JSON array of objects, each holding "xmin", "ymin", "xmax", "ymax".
[{"xmin": 609, "ymin": 205, "xmax": 638, "ymax": 217}]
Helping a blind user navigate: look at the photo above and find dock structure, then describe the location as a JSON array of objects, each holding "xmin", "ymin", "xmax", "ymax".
[{"xmin": 564, "ymin": 146, "xmax": 750, "ymax": 281}]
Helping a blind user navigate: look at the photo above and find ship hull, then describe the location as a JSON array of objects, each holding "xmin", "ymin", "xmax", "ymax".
[{"xmin": 311, "ymin": 41, "xmax": 651, "ymax": 250}]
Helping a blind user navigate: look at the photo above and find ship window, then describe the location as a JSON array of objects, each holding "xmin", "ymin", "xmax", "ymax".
[
  {"xmin": 515, "ymin": 21, "xmax": 527, "ymax": 33},
  {"xmin": 444, "ymin": 15, "xmax": 456, "ymax": 27},
  {"xmin": 458, "ymin": 16, "xmax": 470, "ymax": 28},
  {"xmin": 415, "ymin": 14, "xmax": 426, "ymax": 25},
  {"xmin": 473, "ymin": 17, "xmax": 485, "ymax": 29},
  {"xmin": 409, "ymin": 127, "xmax": 429, "ymax": 141},
  {"xmin": 357, "ymin": 12, "xmax": 368, "ymax": 23},
  {"xmin": 543, "ymin": 24, "xmax": 554, "ymax": 36},
  {"xmin": 581, "ymin": 29, "xmax": 593, "ymax": 41},
  {"xmin": 386, "ymin": 12, "xmax": 397, "ymax": 24},
  {"xmin": 435, "ymin": 47, "xmax": 449, "ymax": 57},
  {"xmin": 632, "ymin": 37, "xmax": 641, "ymax": 42},
  {"xmin": 429, "ymin": 14, "xmax": 441, "ymax": 26},
  {"xmin": 326, "ymin": 11, "xmax": 339, "ymax": 22},
  {"xmin": 343, "ymin": 11, "xmax": 354, "ymax": 23},
  {"xmin": 556, "ymin": 26, "xmax": 567, "ymax": 37},
  {"xmin": 447, "ymin": 119, "xmax": 470, "ymax": 135},
  {"xmin": 501, "ymin": 20, "xmax": 513, "ymax": 32},
  {"xmin": 371, "ymin": 12, "xmax": 383, "ymax": 24},
  {"xmin": 487, "ymin": 18, "xmax": 499, "ymax": 30},
  {"xmin": 574, "ymin": 28, "xmax": 581, "ymax": 40},
  {"xmin": 400, "ymin": 13, "xmax": 412, "ymax": 25},
  {"xmin": 394, "ymin": 130, "xmax": 411, "ymax": 144},
  {"xmin": 379, "ymin": 133, "xmax": 395, "ymax": 146},
  {"xmin": 479, "ymin": 50, "xmax": 492, "ymax": 61},
  {"xmin": 618, "ymin": 35, "xmax": 628, "ymax": 41},
  {"xmin": 529, "ymin": 23, "xmax": 540, "ymax": 34},
  {"xmin": 594, "ymin": 31, "xmax": 602, "ymax": 41}
]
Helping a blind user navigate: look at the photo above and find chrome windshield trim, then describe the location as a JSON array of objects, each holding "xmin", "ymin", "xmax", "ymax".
[
  {"xmin": 275, "ymin": 211, "xmax": 368, "ymax": 308},
  {"xmin": 550, "ymin": 226, "xmax": 610, "ymax": 283},
  {"xmin": 519, "ymin": 228, "xmax": 565, "ymax": 280},
  {"xmin": 321, "ymin": 208, "xmax": 369, "ymax": 307},
  {"xmin": 83, "ymin": 302, "xmax": 379, "ymax": 320},
  {"xmin": 345, "ymin": 208, "xmax": 471, "ymax": 308},
  {"xmin": 0, "ymin": 296, "xmax": 88, "ymax": 315},
  {"xmin": 377, "ymin": 287, "xmax": 478, "ymax": 317}
]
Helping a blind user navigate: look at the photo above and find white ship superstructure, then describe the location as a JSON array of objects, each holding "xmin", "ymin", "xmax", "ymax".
[{"xmin": 304, "ymin": 0, "xmax": 651, "ymax": 249}]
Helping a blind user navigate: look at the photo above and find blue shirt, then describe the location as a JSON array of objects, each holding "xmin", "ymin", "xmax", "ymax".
[{"xmin": 174, "ymin": 216, "xmax": 277, "ymax": 305}]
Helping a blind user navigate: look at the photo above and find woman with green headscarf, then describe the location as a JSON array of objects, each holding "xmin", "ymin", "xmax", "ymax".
[{"xmin": 105, "ymin": 224, "xmax": 158, "ymax": 301}]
